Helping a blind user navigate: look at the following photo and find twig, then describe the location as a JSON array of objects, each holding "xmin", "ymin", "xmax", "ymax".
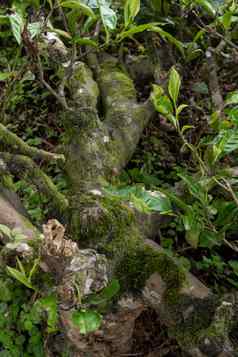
[
  {"xmin": 206, "ymin": 47, "xmax": 224, "ymax": 114},
  {"xmin": 37, "ymin": 55, "xmax": 72, "ymax": 111},
  {"xmin": 223, "ymin": 238, "xmax": 238, "ymax": 253},
  {"xmin": 193, "ymin": 10, "xmax": 238, "ymax": 51}
]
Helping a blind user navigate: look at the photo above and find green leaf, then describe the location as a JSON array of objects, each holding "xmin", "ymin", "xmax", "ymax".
[
  {"xmin": 225, "ymin": 90, "xmax": 238, "ymax": 106},
  {"xmin": 183, "ymin": 210, "xmax": 201, "ymax": 248},
  {"xmin": 228, "ymin": 260, "xmax": 238, "ymax": 274},
  {"xmin": 60, "ymin": 0, "xmax": 96, "ymax": 18},
  {"xmin": 47, "ymin": 0, "xmax": 53, "ymax": 8},
  {"xmin": 0, "ymin": 15, "xmax": 9, "ymax": 25},
  {"xmin": 104, "ymin": 185, "xmax": 172, "ymax": 214},
  {"xmin": 150, "ymin": 26, "xmax": 184, "ymax": 56},
  {"xmin": 6, "ymin": 266, "xmax": 35, "ymax": 290},
  {"xmin": 192, "ymin": 81, "xmax": 209, "ymax": 94},
  {"xmin": 72, "ymin": 35, "xmax": 98, "ymax": 47},
  {"xmin": 168, "ymin": 67, "xmax": 181, "ymax": 106},
  {"xmin": 176, "ymin": 104, "xmax": 188, "ymax": 116},
  {"xmin": 71, "ymin": 310, "xmax": 102, "ymax": 334},
  {"xmin": 8, "ymin": 11, "xmax": 24, "ymax": 45},
  {"xmin": 152, "ymin": 92, "xmax": 177, "ymax": 127},
  {"xmin": 16, "ymin": 257, "xmax": 26, "ymax": 275},
  {"xmin": 48, "ymin": 28, "xmax": 72, "ymax": 39},
  {"xmin": 37, "ymin": 295, "xmax": 58, "ymax": 332},
  {"xmin": 98, "ymin": 0, "xmax": 117, "ymax": 31},
  {"xmin": 199, "ymin": 230, "xmax": 222, "ymax": 249},
  {"xmin": 124, "ymin": 0, "xmax": 140, "ymax": 28},
  {"xmin": 181, "ymin": 125, "xmax": 194, "ymax": 134},
  {"xmin": 87, "ymin": 279, "xmax": 120, "ymax": 305},
  {"xmin": 178, "ymin": 172, "xmax": 207, "ymax": 203},
  {"xmin": 211, "ymin": 129, "xmax": 238, "ymax": 158},
  {"xmin": 27, "ymin": 22, "xmax": 42, "ymax": 39},
  {"xmin": 0, "ymin": 224, "xmax": 12, "ymax": 238},
  {"xmin": 153, "ymin": 94, "xmax": 174, "ymax": 116},
  {"xmin": 195, "ymin": 0, "xmax": 216, "ymax": 17},
  {"xmin": 116, "ymin": 22, "xmax": 164, "ymax": 41},
  {"xmin": 219, "ymin": 11, "xmax": 232, "ymax": 30}
]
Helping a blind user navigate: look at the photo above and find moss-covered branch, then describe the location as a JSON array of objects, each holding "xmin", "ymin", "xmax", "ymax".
[
  {"xmin": 0, "ymin": 153, "xmax": 68, "ymax": 214},
  {"xmin": 64, "ymin": 57, "xmax": 154, "ymax": 190},
  {"xmin": 0, "ymin": 123, "xmax": 65, "ymax": 163}
]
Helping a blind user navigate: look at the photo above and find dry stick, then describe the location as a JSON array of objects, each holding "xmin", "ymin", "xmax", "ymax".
[
  {"xmin": 193, "ymin": 10, "xmax": 238, "ymax": 52},
  {"xmin": 206, "ymin": 47, "xmax": 224, "ymax": 114},
  {"xmin": 0, "ymin": 152, "xmax": 68, "ymax": 212},
  {"xmin": 0, "ymin": 123, "xmax": 64, "ymax": 163}
]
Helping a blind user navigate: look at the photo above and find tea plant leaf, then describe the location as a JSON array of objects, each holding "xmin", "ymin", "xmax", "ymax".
[
  {"xmin": 37, "ymin": 295, "xmax": 58, "ymax": 332},
  {"xmin": 6, "ymin": 266, "xmax": 35, "ymax": 290},
  {"xmin": 176, "ymin": 104, "xmax": 188, "ymax": 116},
  {"xmin": 98, "ymin": 0, "xmax": 117, "ymax": 31},
  {"xmin": 73, "ymin": 35, "xmax": 98, "ymax": 47},
  {"xmin": 71, "ymin": 310, "xmax": 102, "ymax": 334},
  {"xmin": 225, "ymin": 90, "xmax": 238, "ymax": 106},
  {"xmin": 195, "ymin": 0, "xmax": 216, "ymax": 17},
  {"xmin": 60, "ymin": 0, "xmax": 96, "ymax": 18},
  {"xmin": 0, "ymin": 224, "xmax": 12, "ymax": 238},
  {"xmin": 27, "ymin": 22, "xmax": 42, "ymax": 39},
  {"xmin": 168, "ymin": 67, "xmax": 181, "ymax": 106},
  {"xmin": 124, "ymin": 0, "xmax": 140, "ymax": 28},
  {"xmin": 87, "ymin": 279, "xmax": 120, "ymax": 305},
  {"xmin": 0, "ymin": 72, "xmax": 14, "ymax": 81},
  {"xmin": 8, "ymin": 11, "xmax": 24, "ymax": 45},
  {"xmin": 104, "ymin": 185, "xmax": 172, "ymax": 214}
]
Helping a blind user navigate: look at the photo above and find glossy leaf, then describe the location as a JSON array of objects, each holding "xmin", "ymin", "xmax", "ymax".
[
  {"xmin": 27, "ymin": 22, "xmax": 42, "ymax": 39},
  {"xmin": 37, "ymin": 295, "xmax": 58, "ymax": 332},
  {"xmin": 0, "ymin": 224, "xmax": 12, "ymax": 238},
  {"xmin": 104, "ymin": 185, "xmax": 172, "ymax": 214},
  {"xmin": 124, "ymin": 0, "xmax": 140, "ymax": 27},
  {"xmin": 60, "ymin": 0, "xmax": 96, "ymax": 18},
  {"xmin": 168, "ymin": 67, "xmax": 181, "ymax": 106},
  {"xmin": 225, "ymin": 90, "xmax": 238, "ymax": 106},
  {"xmin": 73, "ymin": 35, "xmax": 98, "ymax": 47},
  {"xmin": 195, "ymin": 0, "xmax": 216, "ymax": 17},
  {"xmin": 98, "ymin": 0, "xmax": 117, "ymax": 31},
  {"xmin": 176, "ymin": 104, "xmax": 188, "ymax": 116},
  {"xmin": 8, "ymin": 11, "xmax": 24, "ymax": 45},
  {"xmin": 117, "ymin": 23, "xmax": 165, "ymax": 41},
  {"xmin": 6, "ymin": 266, "xmax": 35, "ymax": 290},
  {"xmin": 71, "ymin": 310, "xmax": 102, "ymax": 334},
  {"xmin": 87, "ymin": 279, "xmax": 120, "ymax": 305}
]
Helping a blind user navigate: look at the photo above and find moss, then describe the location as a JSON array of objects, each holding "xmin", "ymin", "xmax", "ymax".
[
  {"xmin": 168, "ymin": 294, "xmax": 219, "ymax": 348},
  {"xmin": 67, "ymin": 62, "xmax": 99, "ymax": 108},
  {"xmin": 71, "ymin": 193, "xmax": 137, "ymax": 245},
  {"xmin": 99, "ymin": 64, "xmax": 137, "ymax": 106},
  {"xmin": 71, "ymin": 193, "xmax": 186, "ymax": 296},
  {"xmin": 116, "ymin": 244, "xmax": 186, "ymax": 293}
]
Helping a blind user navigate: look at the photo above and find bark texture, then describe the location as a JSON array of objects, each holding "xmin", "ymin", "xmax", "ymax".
[
  {"xmin": 59, "ymin": 51, "xmax": 238, "ymax": 355},
  {"xmin": 0, "ymin": 38, "xmax": 237, "ymax": 355}
]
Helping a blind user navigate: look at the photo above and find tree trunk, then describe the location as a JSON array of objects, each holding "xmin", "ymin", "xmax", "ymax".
[
  {"xmin": 55, "ymin": 52, "xmax": 237, "ymax": 356},
  {"xmin": 0, "ymin": 38, "xmax": 237, "ymax": 356}
]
